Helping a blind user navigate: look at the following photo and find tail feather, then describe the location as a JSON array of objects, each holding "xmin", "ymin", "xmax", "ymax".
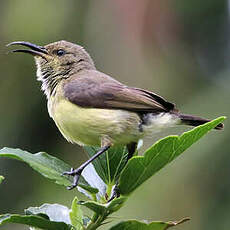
[{"xmin": 178, "ymin": 113, "xmax": 224, "ymax": 130}]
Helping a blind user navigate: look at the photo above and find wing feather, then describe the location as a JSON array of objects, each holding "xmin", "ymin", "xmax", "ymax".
[{"xmin": 63, "ymin": 72, "xmax": 175, "ymax": 113}]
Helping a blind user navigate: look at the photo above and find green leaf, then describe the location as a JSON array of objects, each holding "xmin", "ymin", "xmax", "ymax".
[
  {"xmin": 0, "ymin": 214, "xmax": 72, "ymax": 230},
  {"xmin": 109, "ymin": 218, "xmax": 190, "ymax": 230},
  {"xmin": 107, "ymin": 196, "xmax": 127, "ymax": 212},
  {"xmin": 84, "ymin": 146, "xmax": 128, "ymax": 185},
  {"xmin": 0, "ymin": 176, "xmax": 4, "ymax": 184},
  {"xmin": 78, "ymin": 200, "xmax": 107, "ymax": 215},
  {"xmin": 26, "ymin": 203, "xmax": 71, "ymax": 225},
  {"xmin": 119, "ymin": 117, "xmax": 225, "ymax": 195},
  {"xmin": 77, "ymin": 183, "xmax": 99, "ymax": 195},
  {"xmin": 0, "ymin": 148, "xmax": 71, "ymax": 186},
  {"xmin": 77, "ymin": 198, "xmax": 127, "ymax": 229},
  {"xmin": 70, "ymin": 197, "xmax": 83, "ymax": 230},
  {"xmin": 0, "ymin": 148, "xmax": 97, "ymax": 195},
  {"xmin": 78, "ymin": 196, "xmax": 127, "ymax": 217}
]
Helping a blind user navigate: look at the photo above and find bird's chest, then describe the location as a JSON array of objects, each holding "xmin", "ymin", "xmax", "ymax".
[{"xmin": 47, "ymin": 87, "xmax": 100, "ymax": 145}]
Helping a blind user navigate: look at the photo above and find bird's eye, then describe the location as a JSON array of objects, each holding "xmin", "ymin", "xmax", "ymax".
[{"xmin": 56, "ymin": 49, "xmax": 65, "ymax": 56}]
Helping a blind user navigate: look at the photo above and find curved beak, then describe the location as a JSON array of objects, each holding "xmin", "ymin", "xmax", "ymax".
[{"xmin": 7, "ymin": 41, "xmax": 48, "ymax": 57}]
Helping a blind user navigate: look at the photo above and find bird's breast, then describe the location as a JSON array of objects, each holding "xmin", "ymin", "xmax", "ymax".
[{"xmin": 47, "ymin": 83, "xmax": 141, "ymax": 146}]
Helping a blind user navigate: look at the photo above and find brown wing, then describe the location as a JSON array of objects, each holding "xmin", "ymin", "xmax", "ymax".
[{"xmin": 63, "ymin": 72, "xmax": 175, "ymax": 113}]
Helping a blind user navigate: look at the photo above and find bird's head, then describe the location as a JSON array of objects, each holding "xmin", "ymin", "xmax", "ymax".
[{"xmin": 7, "ymin": 40, "xmax": 95, "ymax": 97}]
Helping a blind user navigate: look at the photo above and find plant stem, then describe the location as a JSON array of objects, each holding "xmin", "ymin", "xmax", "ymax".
[{"xmin": 86, "ymin": 214, "xmax": 107, "ymax": 230}]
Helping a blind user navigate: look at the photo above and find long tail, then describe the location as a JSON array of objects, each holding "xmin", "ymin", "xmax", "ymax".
[{"xmin": 178, "ymin": 113, "xmax": 224, "ymax": 130}]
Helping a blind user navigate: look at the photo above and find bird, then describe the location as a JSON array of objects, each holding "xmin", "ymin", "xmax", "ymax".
[{"xmin": 7, "ymin": 40, "xmax": 224, "ymax": 191}]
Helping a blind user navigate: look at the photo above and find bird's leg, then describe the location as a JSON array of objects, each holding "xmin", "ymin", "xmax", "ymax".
[
  {"xmin": 107, "ymin": 183, "xmax": 120, "ymax": 202},
  {"xmin": 126, "ymin": 142, "xmax": 137, "ymax": 162},
  {"xmin": 108, "ymin": 142, "xmax": 137, "ymax": 202},
  {"xmin": 62, "ymin": 145, "xmax": 110, "ymax": 190}
]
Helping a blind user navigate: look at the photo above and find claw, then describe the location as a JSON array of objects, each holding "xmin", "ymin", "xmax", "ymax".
[
  {"xmin": 62, "ymin": 168, "xmax": 78, "ymax": 176},
  {"xmin": 61, "ymin": 145, "xmax": 111, "ymax": 191},
  {"xmin": 61, "ymin": 168, "xmax": 82, "ymax": 190},
  {"xmin": 62, "ymin": 171, "xmax": 74, "ymax": 176}
]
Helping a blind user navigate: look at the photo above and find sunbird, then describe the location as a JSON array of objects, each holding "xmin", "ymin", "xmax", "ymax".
[{"xmin": 7, "ymin": 41, "xmax": 223, "ymax": 190}]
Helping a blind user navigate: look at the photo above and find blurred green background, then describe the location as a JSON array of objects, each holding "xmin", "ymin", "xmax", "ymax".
[{"xmin": 0, "ymin": 0, "xmax": 229, "ymax": 229}]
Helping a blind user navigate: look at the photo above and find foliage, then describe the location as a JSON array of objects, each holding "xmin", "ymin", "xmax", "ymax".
[
  {"xmin": 0, "ymin": 175, "xmax": 4, "ymax": 184},
  {"xmin": 109, "ymin": 218, "xmax": 190, "ymax": 230},
  {"xmin": 0, "ymin": 117, "xmax": 225, "ymax": 229}
]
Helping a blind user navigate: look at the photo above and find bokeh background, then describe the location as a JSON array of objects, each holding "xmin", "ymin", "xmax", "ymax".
[{"xmin": 0, "ymin": 1, "xmax": 229, "ymax": 229}]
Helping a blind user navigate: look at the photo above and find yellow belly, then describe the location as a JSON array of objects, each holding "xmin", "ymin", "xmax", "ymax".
[{"xmin": 48, "ymin": 86, "xmax": 141, "ymax": 146}]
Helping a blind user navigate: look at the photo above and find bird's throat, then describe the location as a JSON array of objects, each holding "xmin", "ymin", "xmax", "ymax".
[{"xmin": 35, "ymin": 59, "xmax": 65, "ymax": 98}]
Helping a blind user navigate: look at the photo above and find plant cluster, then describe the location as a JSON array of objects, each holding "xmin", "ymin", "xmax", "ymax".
[{"xmin": 0, "ymin": 117, "xmax": 225, "ymax": 230}]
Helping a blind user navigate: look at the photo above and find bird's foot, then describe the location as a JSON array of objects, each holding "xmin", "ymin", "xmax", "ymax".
[
  {"xmin": 107, "ymin": 184, "xmax": 120, "ymax": 202},
  {"xmin": 62, "ymin": 167, "xmax": 83, "ymax": 190}
]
